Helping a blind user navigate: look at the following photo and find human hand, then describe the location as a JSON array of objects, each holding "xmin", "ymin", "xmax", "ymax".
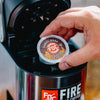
[{"xmin": 40, "ymin": 6, "xmax": 100, "ymax": 70}]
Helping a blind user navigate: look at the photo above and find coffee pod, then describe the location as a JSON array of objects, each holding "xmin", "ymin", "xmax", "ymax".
[{"xmin": 37, "ymin": 35, "xmax": 69, "ymax": 65}]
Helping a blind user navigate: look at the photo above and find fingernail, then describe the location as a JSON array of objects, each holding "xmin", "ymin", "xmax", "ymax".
[
  {"xmin": 59, "ymin": 62, "xmax": 71, "ymax": 70},
  {"xmin": 40, "ymin": 34, "xmax": 43, "ymax": 38}
]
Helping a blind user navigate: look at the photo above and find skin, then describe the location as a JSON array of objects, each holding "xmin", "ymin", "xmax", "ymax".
[{"xmin": 40, "ymin": 6, "xmax": 100, "ymax": 70}]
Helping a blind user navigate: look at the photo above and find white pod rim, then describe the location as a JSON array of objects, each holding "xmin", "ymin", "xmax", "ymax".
[{"xmin": 37, "ymin": 35, "xmax": 69, "ymax": 64}]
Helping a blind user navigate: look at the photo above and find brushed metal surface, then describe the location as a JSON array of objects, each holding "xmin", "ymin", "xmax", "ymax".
[{"xmin": 16, "ymin": 65, "xmax": 84, "ymax": 100}]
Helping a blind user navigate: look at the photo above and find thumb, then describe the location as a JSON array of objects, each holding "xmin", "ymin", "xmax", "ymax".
[{"xmin": 59, "ymin": 43, "xmax": 96, "ymax": 70}]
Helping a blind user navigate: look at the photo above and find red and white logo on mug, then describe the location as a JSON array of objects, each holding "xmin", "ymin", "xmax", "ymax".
[
  {"xmin": 41, "ymin": 83, "xmax": 81, "ymax": 100},
  {"xmin": 42, "ymin": 90, "xmax": 58, "ymax": 100}
]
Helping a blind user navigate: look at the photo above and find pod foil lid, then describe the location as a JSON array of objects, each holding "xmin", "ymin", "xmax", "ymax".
[{"xmin": 37, "ymin": 35, "xmax": 69, "ymax": 64}]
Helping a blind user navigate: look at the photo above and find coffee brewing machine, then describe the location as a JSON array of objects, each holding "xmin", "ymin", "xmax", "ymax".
[{"xmin": 0, "ymin": 0, "xmax": 87, "ymax": 100}]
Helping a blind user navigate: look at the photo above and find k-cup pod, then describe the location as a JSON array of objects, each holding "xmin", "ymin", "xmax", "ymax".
[{"xmin": 37, "ymin": 35, "xmax": 69, "ymax": 65}]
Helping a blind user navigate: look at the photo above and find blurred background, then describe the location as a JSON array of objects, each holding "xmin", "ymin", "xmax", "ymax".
[{"xmin": 0, "ymin": 0, "xmax": 100, "ymax": 100}]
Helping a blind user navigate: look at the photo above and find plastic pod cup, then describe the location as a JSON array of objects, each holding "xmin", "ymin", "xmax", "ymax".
[{"xmin": 37, "ymin": 35, "xmax": 69, "ymax": 65}]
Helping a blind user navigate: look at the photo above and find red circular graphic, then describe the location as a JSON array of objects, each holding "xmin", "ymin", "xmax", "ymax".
[{"xmin": 47, "ymin": 43, "xmax": 59, "ymax": 54}]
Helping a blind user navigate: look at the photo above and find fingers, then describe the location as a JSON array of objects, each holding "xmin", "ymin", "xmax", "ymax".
[
  {"xmin": 40, "ymin": 6, "xmax": 99, "ymax": 38},
  {"xmin": 40, "ymin": 20, "xmax": 61, "ymax": 38},
  {"xmin": 58, "ymin": 7, "xmax": 83, "ymax": 16},
  {"xmin": 59, "ymin": 43, "xmax": 96, "ymax": 70},
  {"xmin": 40, "ymin": 12, "xmax": 81, "ymax": 38},
  {"xmin": 57, "ymin": 28, "xmax": 68, "ymax": 37},
  {"xmin": 63, "ymin": 29, "xmax": 77, "ymax": 41},
  {"xmin": 40, "ymin": 7, "xmax": 83, "ymax": 38}
]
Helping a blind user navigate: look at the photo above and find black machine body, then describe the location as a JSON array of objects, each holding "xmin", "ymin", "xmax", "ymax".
[{"xmin": 2, "ymin": 0, "xmax": 73, "ymax": 74}]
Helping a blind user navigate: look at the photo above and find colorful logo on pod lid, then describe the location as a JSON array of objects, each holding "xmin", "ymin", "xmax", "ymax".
[
  {"xmin": 47, "ymin": 43, "xmax": 59, "ymax": 54},
  {"xmin": 37, "ymin": 35, "xmax": 69, "ymax": 64}
]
